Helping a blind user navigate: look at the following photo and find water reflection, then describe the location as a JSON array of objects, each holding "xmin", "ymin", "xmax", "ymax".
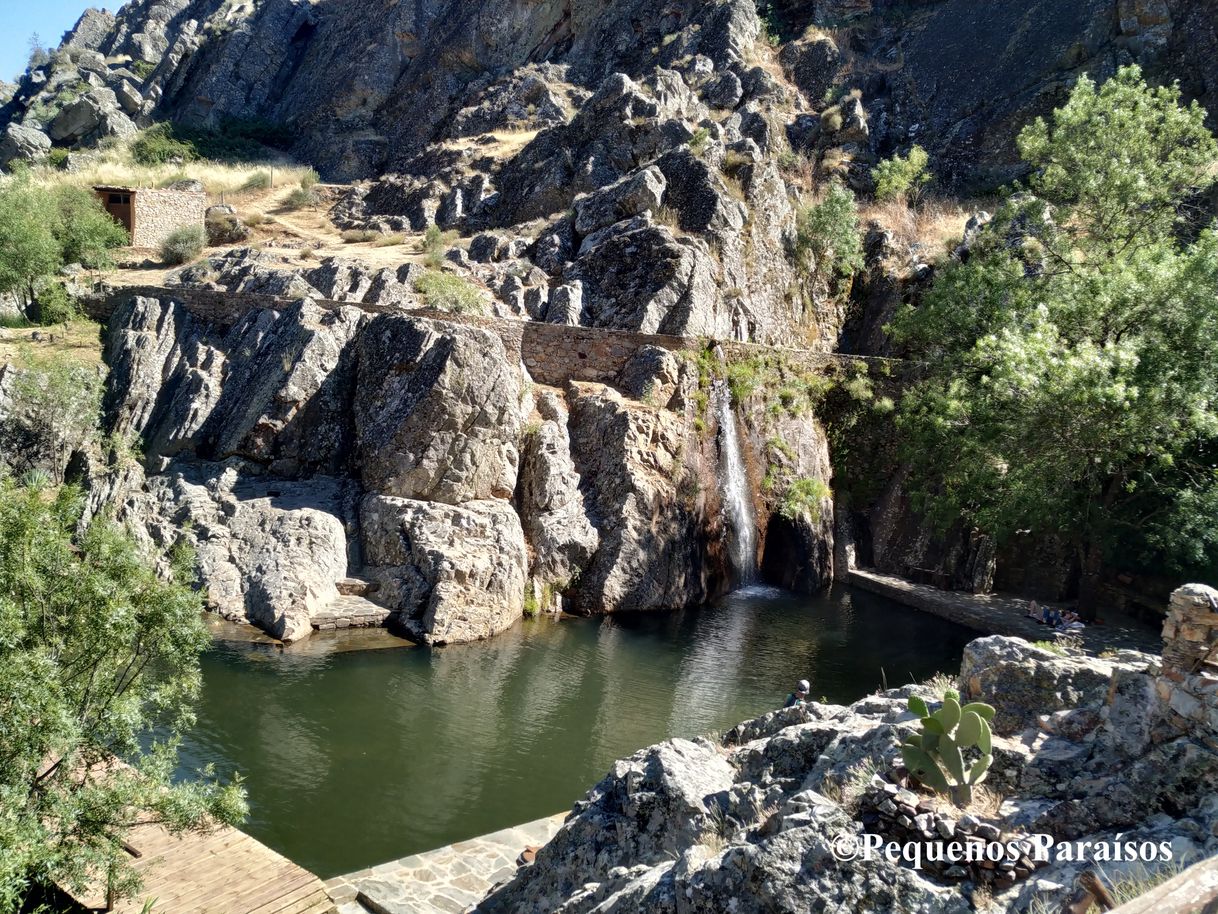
[{"xmin": 179, "ymin": 586, "xmax": 973, "ymax": 877}]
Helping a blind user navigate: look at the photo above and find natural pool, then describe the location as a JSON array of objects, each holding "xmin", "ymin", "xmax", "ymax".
[{"xmin": 179, "ymin": 585, "xmax": 975, "ymax": 877}]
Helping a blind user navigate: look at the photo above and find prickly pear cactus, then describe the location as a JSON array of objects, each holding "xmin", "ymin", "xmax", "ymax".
[{"xmin": 900, "ymin": 689, "xmax": 996, "ymax": 807}]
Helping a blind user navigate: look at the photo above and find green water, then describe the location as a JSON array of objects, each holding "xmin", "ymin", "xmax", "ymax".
[{"xmin": 180, "ymin": 585, "xmax": 973, "ymax": 877}]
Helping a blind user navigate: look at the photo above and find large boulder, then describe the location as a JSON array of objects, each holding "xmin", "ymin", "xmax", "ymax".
[
  {"xmin": 567, "ymin": 217, "xmax": 726, "ymax": 336},
  {"xmin": 573, "ymin": 166, "xmax": 667, "ymax": 237},
  {"xmin": 122, "ymin": 461, "xmax": 355, "ymax": 642},
  {"xmin": 478, "ymin": 738, "xmax": 736, "ymax": 913},
  {"xmin": 567, "ymin": 384, "xmax": 722, "ymax": 613},
  {"xmin": 63, "ymin": 8, "xmax": 117, "ymax": 52},
  {"xmin": 517, "ymin": 391, "xmax": 599, "ymax": 589},
  {"xmin": 960, "ymin": 636, "xmax": 1150, "ymax": 736},
  {"xmin": 354, "ymin": 315, "xmax": 522, "ymax": 503},
  {"xmin": 778, "ymin": 34, "xmax": 841, "ymax": 104},
  {"xmin": 200, "ymin": 300, "xmax": 365, "ymax": 476},
  {"xmin": 47, "ymin": 90, "xmax": 136, "ymax": 144},
  {"xmin": 360, "ymin": 494, "xmax": 527, "ymax": 644},
  {"xmin": 0, "ymin": 124, "xmax": 52, "ymax": 169}
]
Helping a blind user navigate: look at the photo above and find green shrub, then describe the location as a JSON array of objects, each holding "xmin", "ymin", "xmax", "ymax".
[
  {"xmin": 46, "ymin": 148, "xmax": 70, "ymax": 170},
  {"xmin": 795, "ymin": 182, "xmax": 865, "ymax": 280},
  {"xmin": 300, "ymin": 168, "xmax": 320, "ymax": 190},
  {"xmin": 131, "ymin": 124, "xmax": 198, "ymax": 166},
  {"xmin": 341, "ymin": 228, "xmax": 379, "ymax": 243},
  {"xmin": 0, "ymin": 478, "xmax": 247, "ymax": 910},
  {"xmin": 779, "ymin": 477, "xmax": 831, "ymax": 522},
  {"xmin": 282, "ymin": 187, "xmax": 319, "ymax": 210},
  {"xmin": 415, "ymin": 270, "xmax": 483, "ymax": 314},
  {"xmin": 8, "ymin": 348, "xmax": 102, "ymax": 480},
  {"xmin": 240, "ymin": 170, "xmax": 272, "ymax": 192},
  {"xmin": 160, "ymin": 225, "xmax": 206, "ymax": 265},
  {"xmin": 205, "ymin": 212, "xmax": 250, "ymax": 245},
  {"xmin": 688, "ymin": 126, "xmax": 710, "ymax": 155},
  {"xmin": 873, "ymin": 144, "xmax": 931, "ymax": 203},
  {"xmin": 29, "ymin": 281, "xmax": 76, "ymax": 325},
  {"xmin": 131, "ymin": 59, "xmax": 156, "ymax": 80},
  {"xmin": 0, "ymin": 179, "xmax": 125, "ymax": 320},
  {"xmin": 53, "ymin": 185, "xmax": 129, "ymax": 266}
]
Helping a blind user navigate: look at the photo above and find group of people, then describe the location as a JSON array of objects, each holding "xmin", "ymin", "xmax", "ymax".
[{"xmin": 1026, "ymin": 600, "xmax": 1085, "ymax": 633}]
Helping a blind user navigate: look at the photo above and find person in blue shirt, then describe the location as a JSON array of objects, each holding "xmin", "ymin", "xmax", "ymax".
[{"xmin": 784, "ymin": 679, "xmax": 811, "ymax": 708}]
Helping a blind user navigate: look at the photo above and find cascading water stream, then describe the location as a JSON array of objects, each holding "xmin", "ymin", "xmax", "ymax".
[{"xmin": 713, "ymin": 380, "xmax": 758, "ymax": 582}]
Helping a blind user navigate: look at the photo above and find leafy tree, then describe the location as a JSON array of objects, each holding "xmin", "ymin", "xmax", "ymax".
[
  {"xmin": 53, "ymin": 185, "xmax": 129, "ymax": 270},
  {"xmin": 872, "ymin": 144, "xmax": 931, "ymax": 204},
  {"xmin": 0, "ymin": 181, "xmax": 61, "ymax": 309},
  {"xmin": 26, "ymin": 34, "xmax": 49, "ymax": 69},
  {"xmin": 0, "ymin": 477, "xmax": 246, "ymax": 912},
  {"xmin": 891, "ymin": 66, "xmax": 1218, "ymax": 616},
  {"xmin": 795, "ymin": 181, "xmax": 865, "ymax": 283},
  {"xmin": 0, "ymin": 179, "xmax": 127, "ymax": 322}
]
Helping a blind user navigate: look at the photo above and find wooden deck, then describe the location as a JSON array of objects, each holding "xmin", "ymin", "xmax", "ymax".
[{"xmin": 69, "ymin": 817, "xmax": 333, "ymax": 914}]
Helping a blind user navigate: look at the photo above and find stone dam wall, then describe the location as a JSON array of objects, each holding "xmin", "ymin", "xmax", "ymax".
[{"xmin": 83, "ymin": 285, "xmax": 857, "ymax": 389}]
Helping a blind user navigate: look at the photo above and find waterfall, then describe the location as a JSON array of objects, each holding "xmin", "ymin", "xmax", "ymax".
[{"xmin": 713, "ymin": 380, "xmax": 758, "ymax": 582}]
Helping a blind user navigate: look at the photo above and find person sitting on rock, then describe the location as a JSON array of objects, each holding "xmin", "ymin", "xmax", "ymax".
[{"xmin": 784, "ymin": 679, "xmax": 811, "ymax": 708}]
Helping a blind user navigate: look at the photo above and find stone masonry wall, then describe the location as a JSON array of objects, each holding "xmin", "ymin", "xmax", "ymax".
[
  {"xmin": 84, "ymin": 285, "xmax": 858, "ymax": 389},
  {"xmin": 1156, "ymin": 583, "xmax": 1218, "ymax": 744},
  {"xmin": 131, "ymin": 190, "xmax": 208, "ymax": 249}
]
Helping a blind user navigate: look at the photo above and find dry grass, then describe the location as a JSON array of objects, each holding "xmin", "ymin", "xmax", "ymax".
[
  {"xmin": 859, "ymin": 196, "xmax": 975, "ymax": 266},
  {"xmin": 820, "ymin": 759, "xmax": 878, "ymax": 813},
  {"xmin": 440, "ymin": 128, "xmax": 540, "ymax": 161},
  {"xmin": 0, "ymin": 320, "xmax": 105, "ymax": 368},
  {"xmin": 26, "ymin": 151, "xmax": 312, "ymax": 198}
]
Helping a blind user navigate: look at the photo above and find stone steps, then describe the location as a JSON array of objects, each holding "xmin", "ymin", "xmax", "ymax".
[{"xmin": 312, "ymin": 590, "xmax": 391, "ymax": 632}]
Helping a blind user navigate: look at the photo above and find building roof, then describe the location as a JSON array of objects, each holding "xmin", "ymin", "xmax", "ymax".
[{"xmin": 93, "ymin": 185, "xmax": 139, "ymax": 193}]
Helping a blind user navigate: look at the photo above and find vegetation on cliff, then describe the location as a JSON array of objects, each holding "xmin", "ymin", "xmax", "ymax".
[
  {"xmin": 892, "ymin": 67, "xmax": 1218, "ymax": 614},
  {"xmin": 0, "ymin": 477, "xmax": 246, "ymax": 911},
  {"xmin": 0, "ymin": 177, "xmax": 126, "ymax": 322}
]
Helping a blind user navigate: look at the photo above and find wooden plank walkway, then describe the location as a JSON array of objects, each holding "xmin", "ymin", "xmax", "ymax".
[{"xmin": 69, "ymin": 816, "xmax": 333, "ymax": 914}]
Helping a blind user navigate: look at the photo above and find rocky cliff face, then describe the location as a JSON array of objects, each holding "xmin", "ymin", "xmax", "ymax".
[
  {"xmin": 89, "ymin": 286, "xmax": 828, "ymax": 643},
  {"xmin": 6, "ymin": 0, "xmax": 1213, "ymax": 187},
  {"xmin": 475, "ymin": 633, "xmax": 1218, "ymax": 913}
]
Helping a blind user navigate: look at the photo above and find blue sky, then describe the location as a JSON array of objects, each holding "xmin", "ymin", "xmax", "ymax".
[{"xmin": 1, "ymin": 1, "xmax": 119, "ymax": 83}]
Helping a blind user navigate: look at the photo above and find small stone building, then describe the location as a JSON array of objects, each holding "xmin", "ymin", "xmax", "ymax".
[{"xmin": 94, "ymin": 185, "xmax": 207, "ymax": 249}]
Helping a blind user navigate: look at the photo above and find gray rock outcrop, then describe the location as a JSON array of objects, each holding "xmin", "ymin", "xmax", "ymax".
[
  {"xmin": 478, "ymin": 635, "xmax": 1218, "ymax": 914},
  {"xmin": 361, "ymin": 494, "xmax": 528, "ymax": 645},
  {"xmin": 354, "ymin": 315, "xmax": 522, "ymax": 504},
  {"xmin": 567, "ymin": 383, "xmax": 723, "ymax": 614},
  {"xmin": 0, "ymin": 123, "xmax": 51, "ymax": 168},
  {"xmin": 118, "ymin": 460, "xmax": 356, "ymax": 642},
  {"xmin": 517, "ymin": 391, "xmax": 600, "ymax": 594}
]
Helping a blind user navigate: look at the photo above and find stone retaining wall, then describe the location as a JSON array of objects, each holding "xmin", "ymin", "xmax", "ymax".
[
  {"xmin": 1157, "ymin": 583, "xmax": 1218, "ymax": 741},
  {"xmin": 83, "ymin": 285, "xmax": 852, "ymax": 389}
]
